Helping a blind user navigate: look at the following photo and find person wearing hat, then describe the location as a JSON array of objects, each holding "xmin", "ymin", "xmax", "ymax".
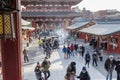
[
  {"xmin": 41, "ymin": 57, "xmax": 51, "ymax": 80},
  {"xmin": 77, "ymin": 67, "xmax": 90, "ymax": 80},
  {"xmin": 104, "ymin": 55, "xmax": 116, "ymax": 80},
  {"xmin": 115, "ymin": 56, "xmax": 120, "ymax": 80}
]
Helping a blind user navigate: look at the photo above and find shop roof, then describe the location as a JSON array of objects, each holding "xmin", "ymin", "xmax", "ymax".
[
  {"xmin": 66, "ymin": 22, "xmax": 89, "ymax": 30},
  {"xmin": 22, "ymin": 26, "xmax": 35, "ymax": 30},
  {"xmin": 79, "ymin": 24, "xmax": 120, "ymax": 36},
  {"xmin": 21, "ymin": 19, "xmax": 31, "ymax": 26}
]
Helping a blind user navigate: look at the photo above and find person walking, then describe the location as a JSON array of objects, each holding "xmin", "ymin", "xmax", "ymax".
[
  {"xmin": 104, "ymin": 55, "xmax": 116, "ymax": 80},
  {"xmin": 45, "ymin": 43, "xmax": 51, "ymax": 58},
  {"xmin": 42, "ymin": 42, "xmax": 47, "ymax": 54},
  {"xmin": 77, "ymin": 67, "xmax": 90, "ymax": 80},
  {"xmin": 67, "ymin": 46, "xmax": 71, "ymax": 59},
  {"xmin": 78, "ymin": 46, "xmax": 82, "ymax": 57},
  {"xmin": 38, "ymin": 38, "xmax": 43, "ymax": 49},
  {"xmin": 92, "ymin": 52, "xmax": 98, "ymax": 66},
  {"xmin": 70, "ymin": 43, "xmax": 74, "ymax": 57},
  {"xmin": 34, "ymin": 62, "xmax": 44, "ymax": 80},
  {"xmin": 23, "ymin": 48, "xmax": 29, "ymax": 63},
  {"xmin": 65, "ymin": 62, "xmax": 76, "ymax": 80},
  {"xmin": 62, "ymin": 45, "xmax": 67, "ymax": 59},
  {"xmin": 115, "ymin": 56, "xmax": 120, "ymax": 80},
  {"xmin": 74, "ymin": 43, "xmax": 78, "ymax": 56},
  {"xmin": 81, "ymin": 45, "xmax": 85, "ymax": 58},
  {"xmin": 99, "ymin": 49, "xmax": 104, "ymax": 61},
  {"xmin": 85, "ymin": 52, "xmax": 91, "ymax": 68},
  {"xmin": 41, "ymin": 57, "xmax": 51, "ymax": 80}
]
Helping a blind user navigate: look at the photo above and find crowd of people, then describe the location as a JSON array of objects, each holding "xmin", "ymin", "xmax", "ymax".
[
  {"xmin": 23, "ymin": 35, "xmax": 120, "ymax": 80},
  {"xmin": 64, "ymin": 55, "xmax": 120, "ymax": 80},
  {"xmin": 62, "ymin": 41, "xmax": 120, "ymax": 80},
  {"xmin": 38, "ymin": 37, "xmax": 59, "ymax": 58},
  {"xmin": 62, "ymin": 43, "xmax": 85, "ymax": 59}
]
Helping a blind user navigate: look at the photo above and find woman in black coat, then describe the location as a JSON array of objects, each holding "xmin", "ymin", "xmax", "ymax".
[
  {"xmin": 65, "ymin": 62, "xmax": 76, "ymax": 80},
  {"xmin": 85, "ymin": 52, "xmax": 91, "ymax": 68},
  {"xmin": 77, "ymin": 67, "xmax": 90, "ymax": 80},
  {"xmin": 34, "ymin": 62, "xmax": 44, "ymax": 80}
]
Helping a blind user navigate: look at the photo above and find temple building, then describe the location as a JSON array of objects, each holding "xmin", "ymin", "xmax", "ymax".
[
  {"xmin": 21, "ymin": 0, "xmax": 82, "ymax": 31},
  {"xmin": 0, "ymin": 0, "xmax": 84, "ymax": 80}
]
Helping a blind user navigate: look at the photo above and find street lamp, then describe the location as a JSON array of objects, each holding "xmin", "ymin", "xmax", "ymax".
[{"xmin": 0, "ymin": 0, "xmax": 18, "ymax": 38}]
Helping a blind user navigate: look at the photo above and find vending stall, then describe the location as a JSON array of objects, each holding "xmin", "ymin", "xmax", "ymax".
[{"xmin": 79, "ymin": 23, "xmax": 120, "ymax": 54}]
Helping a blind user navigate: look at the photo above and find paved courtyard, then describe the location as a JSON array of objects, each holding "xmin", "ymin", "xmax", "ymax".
[{"xmin": 24, "ymin": 38, "xmax": 118, "ymax": 80}]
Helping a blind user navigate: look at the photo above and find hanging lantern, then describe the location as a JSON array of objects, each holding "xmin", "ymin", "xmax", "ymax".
[
  {"xmin": 0, "ymin": 11, "xmax": 15, "ymax": 38},
  {"xmin": 0, "ymin": 0, "xmax": 18, "ymax": 38}
]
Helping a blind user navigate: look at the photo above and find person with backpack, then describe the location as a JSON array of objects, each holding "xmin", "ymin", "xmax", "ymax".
[{"xmin": 41, "ymin": 57, "xmax": 51, "ymax": 80}]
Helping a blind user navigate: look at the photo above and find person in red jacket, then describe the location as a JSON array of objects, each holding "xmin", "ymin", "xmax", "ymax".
[{"xmin": 70, "ymin": 43, "xmax": 74, "ymax": 57}]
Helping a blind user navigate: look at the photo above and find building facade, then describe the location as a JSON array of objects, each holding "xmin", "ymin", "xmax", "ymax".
[{"xmin": 21, "ymin": 0, "xmax": 82, "ymax": 32}]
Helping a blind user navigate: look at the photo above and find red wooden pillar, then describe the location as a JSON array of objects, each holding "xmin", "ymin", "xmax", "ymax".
[
  {"xmin": 97, "ymin": 36, "xmax": 100, "ymax": 48},
  {"xmin": 118, "ymin": 36, "xmax": 120, "ymax": 54},
  {"xmin": 1, "ymin": 0, "xmax": 23, "ymax": 80},
  {"xmin": 107, "ymin": 36, "xmax": 110, "ymax": 54}
]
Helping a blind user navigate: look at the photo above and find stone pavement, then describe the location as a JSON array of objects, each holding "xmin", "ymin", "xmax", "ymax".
[{"xmin": 24, "ymin": 38, "xmax": 118, "ymax": 80}]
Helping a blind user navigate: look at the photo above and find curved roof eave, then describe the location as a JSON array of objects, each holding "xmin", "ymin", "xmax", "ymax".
[
  {"xmin": 21, "ymin": 12, "xmax": 81, "ymax": 18},
  {"xmin": 79, "ymin": 24, "xmax": 120, "ymax": 36}
]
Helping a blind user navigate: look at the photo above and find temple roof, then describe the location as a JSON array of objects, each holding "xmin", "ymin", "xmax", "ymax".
[
  {"xmin": 79, "ymin": 23, "xmax": 120, "ymax": 36},
  {"xmin": 21, "ymin": 12, "xmax": 81, "ymax": 18},
  {"xmin": 66, "ymin": 22, "xmax": 89, "ymax": 30},
  {"xmin": 21, "ymin": 0, "xmax": 82, "ymax": 5},
  {"xmin": 21, "ymin": 0, "xmax": 82, "ymax": 2}
]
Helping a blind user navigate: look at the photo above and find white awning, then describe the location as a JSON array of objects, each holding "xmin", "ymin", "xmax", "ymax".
[
  {"xmin": 66, "ymin": 22, "xmax": 89, "ymax": 30},
  {"xmin": 79, "ymin": 24, "xmax": 120, "ymax": 36},
  {"xmin": 21, "ymin": 19, "xmax": 31, "ymax": 26},
  {"xmin": 22, "ymin": 26, "xmax": 35, "ymax": 30}
]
